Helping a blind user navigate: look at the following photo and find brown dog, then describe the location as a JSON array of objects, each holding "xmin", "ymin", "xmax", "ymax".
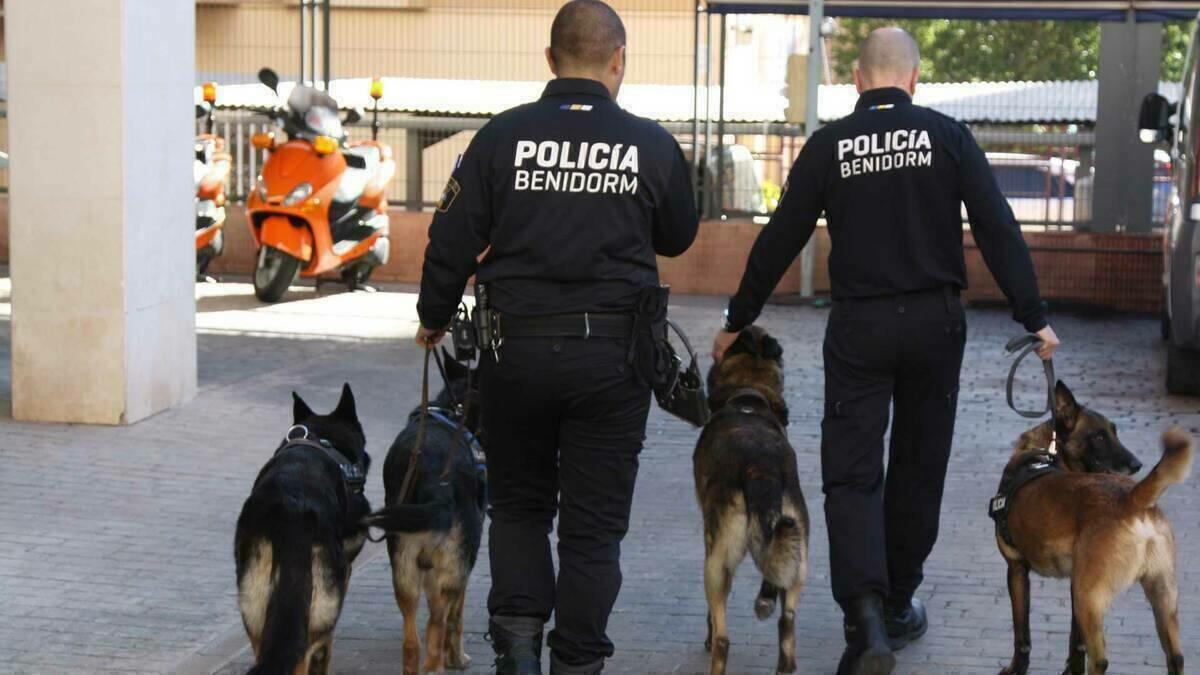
[
  {"xmin": 994, "ymin": 381, "xmax": 1191, "ymax": 675},
  {"xmin": 695, "ymin": 326, "xmax": 809, "ymax": 675}
]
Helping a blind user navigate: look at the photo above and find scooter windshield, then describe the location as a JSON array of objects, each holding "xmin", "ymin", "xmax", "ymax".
[{"xmin": 286, "ymin": 85, "xmax": 343, "ymax": 139}]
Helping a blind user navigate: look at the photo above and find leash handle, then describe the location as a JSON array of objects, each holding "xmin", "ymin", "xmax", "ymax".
[{"xmin": 1005, "ymin": 334, "xmax": 1056, "ymax": 419}]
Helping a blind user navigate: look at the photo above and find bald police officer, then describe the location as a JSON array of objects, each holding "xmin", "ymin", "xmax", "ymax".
[
  {"xmin": 416, "ymin": 2, "xmax": 698, "ymax": 673},
  {"xmin": 712, "ymin": 28, "xmax": 1060, "ymax": 675}
]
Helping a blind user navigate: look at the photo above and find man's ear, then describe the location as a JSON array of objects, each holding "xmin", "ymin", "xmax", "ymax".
[
  {"xmin": 545, "ymin": 47, "xmax": 558, "ymax": 76},
  {"xmin": 333, "ymin": 383, "xmax": 358, "ymax": 422},
  {"xmin": 1054, "ymin": 380, "xmax": 1080, "ymax": 430},
  {"xmin": 907, "ymin": 67, "xmax": 920, "ymax": 95},
  {"xmin": 610, "ymin": 45, "xmax": 626, "ymax": 75},
  {"xmin": 293, "ymin": 392, "xmax": 315, "ymax": 423},
  {"xmin": 853, "ymin": 65, "xmax": 866, "ymax": 94}
]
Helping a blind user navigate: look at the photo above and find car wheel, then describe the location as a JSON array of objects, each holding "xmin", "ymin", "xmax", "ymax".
[{"xmin": 1166, "ymin": 343, "xmax": 1200, "ymax": 395}]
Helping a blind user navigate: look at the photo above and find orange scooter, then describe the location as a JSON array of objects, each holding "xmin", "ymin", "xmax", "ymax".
[
  {"xmin": 246, "ymin": 68, "xmax": 395, "ymax": 302},
  {"xmin": 195, "ymin": 82, "xmax": 232, "ymax": 278}
]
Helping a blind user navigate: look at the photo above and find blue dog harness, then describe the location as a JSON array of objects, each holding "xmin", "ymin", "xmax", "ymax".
[{"xmin": 424, "ymin": 407, "xmax": 486, "ymax": 471}]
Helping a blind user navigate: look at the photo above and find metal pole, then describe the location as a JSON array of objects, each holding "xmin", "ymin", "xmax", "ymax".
[
  {"xmin": 322, "ymin": 0, "xmax": 331, "ymax": 89},
  {"xmin": 692, "ymin": 3, "xmax": 701, "ymax": 206},
  {"xmin": 703, "ymin": 11, "xmax": 713, "ymax": 219},
  {"xmin": 309, "ymin": 0, "xmax": 317, "ymax": 88},
  {"xmin": 800, "ymin": 0, "xmax": 823, "ymax": 297},
  {"xmin": 298, "ymin": 0, "xmax": 307, "ymax": 85},
  {"xmin": 716, "ymin": 13, "xmax": 727, "ymax": 217}
]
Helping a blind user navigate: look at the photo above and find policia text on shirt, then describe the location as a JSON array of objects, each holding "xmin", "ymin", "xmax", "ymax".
[
  {"xmin": 713, "ymin": 27, "xmax": 1059, "ymax": 675},
  {"xmin": 414, "ymin": 2, "xmax": 698, "ymax": 675}
]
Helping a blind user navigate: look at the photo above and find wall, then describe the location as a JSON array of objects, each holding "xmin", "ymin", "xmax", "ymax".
[{"xmin": 196, "ymin": 0, "xmax": 697, "ymax": 86}]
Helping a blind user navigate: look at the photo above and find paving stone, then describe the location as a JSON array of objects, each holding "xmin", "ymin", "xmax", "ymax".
[{"xmin": 0, "ymin": 289, "xmax": 1198, "ymax": 674}]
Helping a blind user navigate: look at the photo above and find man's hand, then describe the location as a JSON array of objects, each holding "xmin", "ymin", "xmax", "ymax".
[
  {"xmin": 1034, "ymin": 325, "xmax": 1060, "ymax": 361},
  {"xmin": 415, "ymin": 325, "xmax": 447, "ymax": 349},
  {"xmin": 712, "ymin": 328, "xmax": 739, "ymax": 363}
]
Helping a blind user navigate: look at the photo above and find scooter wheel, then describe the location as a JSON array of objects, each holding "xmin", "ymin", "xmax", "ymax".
[{"xmin": 254, "ymin": 247, "xmax": 301, "ymax": 303}]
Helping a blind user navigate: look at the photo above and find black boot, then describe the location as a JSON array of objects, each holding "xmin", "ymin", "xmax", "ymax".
[
  {"xmin": 488, "ymin": 616, "xmax": 543, "ymax": 675},
  {"xmin": 884, "ymin": 597, "xmax": 928, "ymax": 651},
  {"xmin": 837, "ymin": 596, "xmax": 896, "ymax": 675}
]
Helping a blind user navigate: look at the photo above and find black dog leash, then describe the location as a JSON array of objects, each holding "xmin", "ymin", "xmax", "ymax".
[{"xmin": 1004, "ymin": 334, "xmax": 1056, "ymax": 419}]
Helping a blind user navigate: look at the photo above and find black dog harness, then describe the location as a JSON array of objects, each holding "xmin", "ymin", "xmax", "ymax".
[
  {"xmin": 274, "ymin": 425, "xmax": 367, "ymax": 495},
  {"xmin": 988, "ymin": 440, "xmax": 1061, "ymax": 547}
]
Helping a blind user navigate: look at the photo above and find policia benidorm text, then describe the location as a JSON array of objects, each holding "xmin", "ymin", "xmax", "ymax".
[
  {"xmin": 414, "ymin": 2, "xmax": 699, "ymax": 675},
  {"xmin": 712, "ymin": 27, "xmax": 1060, "ymax": 675}
]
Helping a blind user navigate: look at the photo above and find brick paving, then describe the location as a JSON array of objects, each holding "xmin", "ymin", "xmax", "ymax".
[{"xmin": 1, "ymin": 282, "xmax": 1199, "ymax": 674}]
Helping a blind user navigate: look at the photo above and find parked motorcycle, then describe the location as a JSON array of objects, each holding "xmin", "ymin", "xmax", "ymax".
[
  {"xmin": 246, "ymin": 68, "xmax": 395, "ymax": 303},
  {"xmin": 195, "ymin": 82, "xmax": 231, "ymax": 278}
]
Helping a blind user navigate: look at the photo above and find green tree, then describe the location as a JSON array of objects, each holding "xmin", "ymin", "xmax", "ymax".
[{"xmin": 830, "ymin": 18, "xmax": 1191, "ymax": 84}]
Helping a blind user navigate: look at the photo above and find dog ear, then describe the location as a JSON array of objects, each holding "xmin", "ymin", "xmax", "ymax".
[
  {"xmin": 728, "ymin": 329, "xmax": 756, "ymax": 357},
  {"xmin": 1053, "ymin": 380, "xmax": 1080, "ymax": 430},
  {"xmin": 333, "ymin": 383, "xmax": 358, "ymax": 421},
  {"xmin": 759, "ymin": 334, "xmax": 784, "ymax": 362},
  {"xmin": 293, "ymin": 391, "xmax": 315, "ymax": 423}
]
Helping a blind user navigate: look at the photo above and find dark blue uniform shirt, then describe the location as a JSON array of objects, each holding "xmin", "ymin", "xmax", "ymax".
[
  {"xmin": 727, "ymin": 87, "xmax": 1046, "ymax": 333},
  {"xmin": 418, "ymin": 78, "xmax": 699, "ymax": 329}
]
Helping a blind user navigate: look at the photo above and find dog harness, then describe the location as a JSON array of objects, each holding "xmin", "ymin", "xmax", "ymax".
[
  {"xmin": 988, "ymin": 440, "xmax": 1061, "ymax": 547},
  {"xmin": 274, "ymin": 425, "xmax": 367, "ymax": 495},
  {"xmin": 424, "ymin": 406, "xmax": 486, "ymax": 471}
]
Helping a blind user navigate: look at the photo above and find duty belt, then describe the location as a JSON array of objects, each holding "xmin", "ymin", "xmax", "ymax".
[
  {"xmin": 488, "ymin": 312, "xmax": 636, "ymax": 342},
  {"xmin": 988, "ymin": 449, "xmax": 1061, "ymax": 547}
]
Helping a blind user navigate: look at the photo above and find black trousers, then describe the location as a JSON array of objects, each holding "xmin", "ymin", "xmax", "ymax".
[
  {"xmin": 821, "ymin": 287, "xmax": 966, "ymax": 609},
  {"xmin": 478, "ymin": 335, "xmax": 651, "ymax": 666}
]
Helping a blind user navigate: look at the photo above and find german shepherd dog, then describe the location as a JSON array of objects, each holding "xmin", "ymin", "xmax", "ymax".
[
  {"xmin": 234, "ymin": 384, "xmax": 372, "ymax": 675},
  {"xmin": 365, "ymin": 351, "xmax": 486, "ymax": 675},
  {"xmin": 996, "ymin": 381, "xmax": 1192, "ymax": 675},
  {"xmin": 695, "ymin": 326, "xmax": 809, "ymax": 675}
]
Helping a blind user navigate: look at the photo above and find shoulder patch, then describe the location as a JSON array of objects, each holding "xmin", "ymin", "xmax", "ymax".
[{"xmin": 436, "ymin": 177, "xmax": 461, "ymax": 213}]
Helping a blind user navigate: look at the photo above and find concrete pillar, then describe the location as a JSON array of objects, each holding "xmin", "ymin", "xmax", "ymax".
[
  {"xmin": 7, "ymin": 0, "xmax": 197, "ymax": 424},
  {"xmin": 1093, "ymin": 18, "xmax": 1163, "ymax": 232}
]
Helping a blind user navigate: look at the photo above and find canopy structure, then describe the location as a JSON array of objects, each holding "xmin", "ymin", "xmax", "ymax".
[{"xmin": 705, "ymin": 1, "xmax": 1200, "ymax": 21}]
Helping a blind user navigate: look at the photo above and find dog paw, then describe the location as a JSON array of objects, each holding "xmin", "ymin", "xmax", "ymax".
[
  {"xmin": 755, "ymin": 596, "xmax": 777, "ymax": 620},
  {"xmin": 445, "ymin": 651, "xmax": 472, "ymax": 670}
]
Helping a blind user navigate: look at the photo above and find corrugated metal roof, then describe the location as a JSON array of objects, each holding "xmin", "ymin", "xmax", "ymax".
[
  {"xmin": 707, "ymin": 1, "xmax": 1200, "ymax": 21},
  {"xmin": 203, "ymin": 78, "xmax": 1182, "ymax": 125}
]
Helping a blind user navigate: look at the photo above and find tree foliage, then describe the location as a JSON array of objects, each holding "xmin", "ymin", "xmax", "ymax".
[{"xmin": 829, "ymin": 19, "xmax": 1192, "ymax": 84}]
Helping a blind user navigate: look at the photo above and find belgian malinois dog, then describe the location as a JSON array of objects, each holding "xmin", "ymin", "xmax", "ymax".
[
  {"xmin": 995, "ymin": 381, "xmax": 1191, "ymax": 675},
  {"xmin": 695, "ymin": 326, "xmax": 809, "ymax": 675},
  {"xmin": 365, "ymin": 352, "xmax": 486, "ymax": 675},
  {"xmin": 234, "ymin": 384, "xmax": 372, "ymax": 675}
]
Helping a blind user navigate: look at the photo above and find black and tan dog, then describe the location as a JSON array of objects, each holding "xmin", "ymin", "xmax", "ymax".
[
  {"xmin": 994, "ymin": 381, "xmax": 1191, "ymax": 675},
  {"xmin": 234, "ymin": 384, "xmax": 372, "ymax": 675},
  {"xmin": 365, "ymin": 352, "xmax": 486, "ymax": 675},
  {"xmin": 695, "ymin": 326, "xmax": 809, "ymax": 675}
]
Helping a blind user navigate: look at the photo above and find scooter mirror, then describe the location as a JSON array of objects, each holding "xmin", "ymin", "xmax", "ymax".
[
  {"xmin": 343, "ymin": 108, "xmax": 363, "ymax": 125},
  {"xmin": 258, "ymin": 68, "xmax": 280, "ymax": 93},
  {"xmin": 195, "ymin": 103, "xmax": 208, "ymax": 120}
]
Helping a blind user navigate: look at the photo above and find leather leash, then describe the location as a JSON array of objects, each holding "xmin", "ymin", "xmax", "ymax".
[
  {"xmin": 396, "ymin": 347, "xmax": 476, "ymax": 505},
  {"xmin": 1004, "ymin": 334, "xmax": 1056, "ymax": 419}
]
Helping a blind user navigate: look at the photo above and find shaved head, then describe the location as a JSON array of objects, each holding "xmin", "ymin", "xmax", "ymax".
[
  {"xmin": 857, "ymin": 27, "xmax": 920, "ymax": 91},
  {"xmin": 550, "ymin": 0, "xmax": 626, "ymax": 72}
]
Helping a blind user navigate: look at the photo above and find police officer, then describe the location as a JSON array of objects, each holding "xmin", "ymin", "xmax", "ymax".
[
  {"xmin": 415, "ymin": 2, "xmax": 699, "ymax": 673},
  {"xmin": 712, "ymin": 28, "xmax": 1060, "ymax": 675}
]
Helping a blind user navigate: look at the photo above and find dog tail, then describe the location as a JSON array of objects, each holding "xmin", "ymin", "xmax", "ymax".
[
  {"xmin": 363, "ymin": 492, "xmax": 454, "ymax": 533},
  {"xmin": 248, "ymin": 516, "xmax": 314, "ymax": 675},
  {"xmin": 1129, "ymin": 426, "xmax": 1194, "ymax": 511},
  {"xmin": 744, "ymin": 469, "xmax": 803, "ymax": 588}
]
